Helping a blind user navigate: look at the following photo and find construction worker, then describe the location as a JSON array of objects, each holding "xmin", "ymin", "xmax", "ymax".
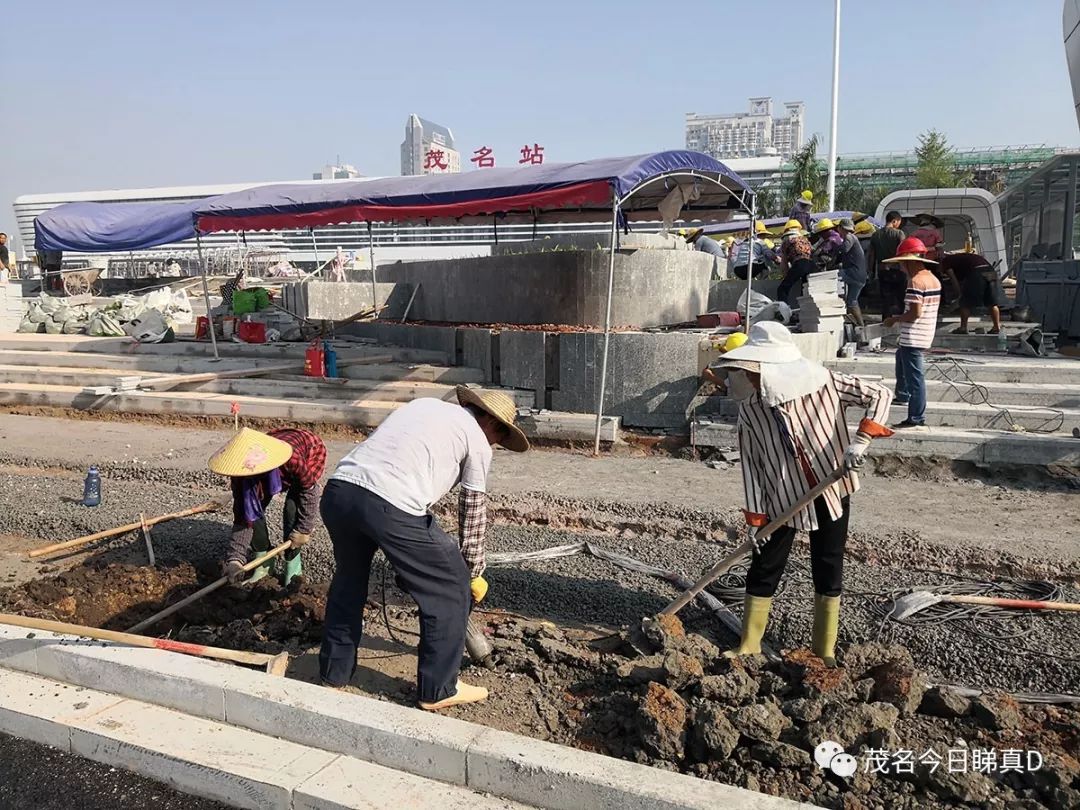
[
  {"xmin": 788, "ymin": 190, "xmax": 814, "ymax": 232},
  {"xmin": 836, "ymin": 218, "xmax": 868, "ymax": 327},
  {"xmin": 701, "ymin": 331, "xmax": 749, "ymax": 391},
  {"xmin": 681, "ymin": 227, "xmax": 728, "ymax": 278},
  {"xmin": 938, "ymin": 250, "xmax": 1004, "ymax": 335},
  {"xmin": 810, "ymin": 218, "xmax": 843, "ymax": 270},
  {"xmin": 868, "ymin": 211, "xmax": 908, "ymax": 319},
  {"xmin": 709, "ymin": 322, "xmax": 893, "ymax": 667},
  {"xmin": 911, "ymin": 214, "xmax": 945, "ymax": 262},
  {"xmin": 883, "ymin": 237, "xmax": 942, "ymax": 430},
  {"xmin": 209, "ymin": 427, "xmax": 327, "ymax": 589},
  {"xmin": 731, "ymin": 221, "xmax": 779, "ymax": 281},
  {"xmin": 318, "ymin": 387, "xmax": 529, "ymax": 709},
  {"xmin": 775, "ymin": 220, "xmax": 814, "ymax": 306}
]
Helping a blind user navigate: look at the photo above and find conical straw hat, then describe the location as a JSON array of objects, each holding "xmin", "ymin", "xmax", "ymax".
[
  {"xmin": 208, "ymin": 427, "xmax": 293, "ymax": 477},
  {"xmin": 455, "ymin": 386, "xmax": 530, "ymax": 453}
]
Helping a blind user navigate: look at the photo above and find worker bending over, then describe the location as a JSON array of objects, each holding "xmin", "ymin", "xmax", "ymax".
[
  {"xmin": 318, "ymin": 387, "xmax": 529, "ymax": 710},
  {"xmin": 711, "ymin": 322, "xmax": 893, "ymax": 666},
  {"xmin": 209, "ymin": 427, "xmax": 326, "ymax": 589}
]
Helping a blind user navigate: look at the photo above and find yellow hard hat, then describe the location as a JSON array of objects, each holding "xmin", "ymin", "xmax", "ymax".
[
  {"xmin": 722, "ymin": 331, "xmax": 748, "ymax": 353},
  {"xmin": 784, "ymin": 219, "xmax": 803, "ymax": 231},
  {"xmin": 812, "ymin": 218, "xmax": 836, "ymax": 234},
  {"xmin": 801, "ymin": 190, "xmax": 813, "ymax": 202},
  {"xmin": 677, "ymin": 228, "xmax": 687, "ymax": 237},
  {"xmin": 754, "ymin": 220, "xmax": 768, "ymax": 235},
  {"xmin": 854, "ymin": 220, "xmax": 876, "ymax": 236},
  {"xmin": 724, "ymin": 236, "xmax": 735, "ymax": 245}
]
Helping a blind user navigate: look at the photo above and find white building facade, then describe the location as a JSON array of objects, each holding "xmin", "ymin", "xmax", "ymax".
[
  {"xmin": 399, "ymin": 114, "xmax": 460, "ymax": 175},
  {"xmin": 686, "ymin": 98, "xmax": 805, "ymax": 159}
]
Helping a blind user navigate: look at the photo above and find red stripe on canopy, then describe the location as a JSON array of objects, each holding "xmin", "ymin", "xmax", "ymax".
[{"xmin": 196, "ymin": 180, "xmax": 613, "ymax": 233}]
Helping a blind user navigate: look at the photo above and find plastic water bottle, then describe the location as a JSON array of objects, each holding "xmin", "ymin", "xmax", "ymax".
[
  {"xmin": 82, "ymin": 467, "xmax": 101, "ymax": 507},
  {"xmin": 997, "ymin": 329, "xmax": 1007, "ymax": 353},
  {"xmin": 323, "ymin": 341, "xmax": 338, "ymax": 378}
]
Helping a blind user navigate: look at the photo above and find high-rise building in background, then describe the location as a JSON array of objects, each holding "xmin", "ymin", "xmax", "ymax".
[
  {"xmin": 400, "ymin": 115, "xmax": 460, "ymax": 175},
  {"xmin": 685, "ymin": 98, "xmax": 805, "ymax": 159},
  {"xmin": 312, "ymin": 163, "xmax": 361, "ymax": 180}
]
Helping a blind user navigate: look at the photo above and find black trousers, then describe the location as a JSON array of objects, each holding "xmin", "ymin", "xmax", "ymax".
[
  {"xmin": 776, "ymin": 258, "xmax": 816, "ymax": 306},
  {"xmin": 745, "ymin": 496, "xmax": 849, "ymax": 598},
  {"xmin": 318, "ymin": 480, "xmax": 470, "ymax": 702}
]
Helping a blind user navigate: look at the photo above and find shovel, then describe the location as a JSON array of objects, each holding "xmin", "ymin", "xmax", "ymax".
[
  {"xmin": 889, "ymin": 591, "xmax": 1080, "ymax": 621},
  {"xmin": 0, "ymin": 612, "xmax": 288, "ymax": 675},
  {"xmin": 661, "ymin": 467, "xmax": 850, "ymax": 617}
]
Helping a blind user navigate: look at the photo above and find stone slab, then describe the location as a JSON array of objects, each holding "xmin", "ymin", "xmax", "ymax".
[
  {"xmin": 293, "ymin": 754, "xmax": 533, "ymax": 810},
  {"xmin": 72, "ymin": 699, "xmax": 338, "ymax": 810},
  {"xmin": 281, "ymin": 281, "xmax": 410, "ymax": 322},
  {"xmin": 0, "ymin": 667, "xmax": 125, "ymax": 751},
  {"xmin": 466, "ymin": 726, "xmax": 801, "ymax": 810},
  {"xmin": 498, "ymin": 331, "xmax": 546, "ymax": 407},
  {"xmin": 460, "ymin": 328, "xmax": 496, "ymax": 381}
]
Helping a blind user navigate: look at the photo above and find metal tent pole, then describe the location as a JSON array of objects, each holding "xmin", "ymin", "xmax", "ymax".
[
  {"xmin": 593, "ymin": 197, "xmax": 619, "ymax": 456},
  {"xmin": 195, "ymin": 234, "xmax": 220, "ymax": 361},
  {"xmin": 309, "ymin": 227, "xmax": 320, "ymax": 276},
  {"xmin": 826, "ymin": 0, "xmax": 841, "ymax": 211},
  {"xmin": 366, "ymin": 221, "xmax": 378, "ymax": 309},
  {"xmin": 744, "ymin": 196, "xmax": 756, "ymax": 329}
]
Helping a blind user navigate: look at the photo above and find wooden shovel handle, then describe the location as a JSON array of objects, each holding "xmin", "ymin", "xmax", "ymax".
[
  {"xmin": 661, "ymin": 468, "xmax": 849, "ymax": 616},
  {"xmin": 29, "ymin": 499, "xmax": 227, "ymax": 559},
  {"xmin": 125, "ymin": 543, "xmax": 291, "ymax": 634},
  {"xmin": 947, "ymin": 595, "xmax": 1080, "ymax": 613},
  {"xmin": 0, "ymin": 612, "xmax": 276, "ymax": 668}
]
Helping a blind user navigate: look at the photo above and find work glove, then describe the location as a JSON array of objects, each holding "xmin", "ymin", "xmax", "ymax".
[
  {"xmin": 222, "ymin": 559, "xmax": 245, "ymax": 583},
  {"xmin": 470, "ymin": 576, "xmax": 489, "ymax": 604},
  {"xmin": 287, "ymin": 532, "xmax": 311, "ymax": 549},
  {"xmin": 843, "ymin": 433, "xmax": 872, "ymax": 471}
]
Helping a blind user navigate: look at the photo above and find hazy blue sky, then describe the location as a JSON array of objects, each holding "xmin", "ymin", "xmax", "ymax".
[{"xmin": 2, "ymin": 0, "xmax": 1077, "ymax": 248}]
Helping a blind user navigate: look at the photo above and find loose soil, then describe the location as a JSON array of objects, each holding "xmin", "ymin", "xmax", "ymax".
[{"xmin": 2, "ymin": 563, "xmax": 1078, "ymax": 809}]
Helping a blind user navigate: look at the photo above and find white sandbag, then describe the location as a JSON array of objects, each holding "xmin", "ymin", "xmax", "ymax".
[
  {"xmin": 61, "ymin": 318, "xmax": 85, "ymax": 334},
  {"xmin": 88, "ymin": 313, "xmax": 126, "ymax": 337},
  {"xmin": 17, "ymin": 317, "xmax": 44, "ymax": 333},
  {"xmin": 737, "ymin": 288, "xmax": 775, "ymax": 322},
  {"xmin": 26, "ymin": 306, "xmax": 47, "ymax": 324},
  {"xmin": 52, "ymin": 306, "xmax": 74, "ymax": 324},
  {"xmin": 43, "ymin": 318, "xmax": 63, "ymax": 334}
]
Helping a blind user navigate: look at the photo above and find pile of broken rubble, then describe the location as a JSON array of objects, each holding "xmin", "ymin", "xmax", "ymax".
[{"xmin": 491, "ymin": 613, "xmax": 1079, "ymax": 810}]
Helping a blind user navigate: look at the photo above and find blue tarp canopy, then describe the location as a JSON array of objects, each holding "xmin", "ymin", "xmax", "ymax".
[
  {"xmin": 34, "ymin": 199, "xmax": 202, "ymax": 253},
  {"xmin": 33, "ymin": 150, "xmax": 752, "ymax": 251},
  {"xmin": 192, "ymin": 150, "xmax": 752, "ymax": 232}
]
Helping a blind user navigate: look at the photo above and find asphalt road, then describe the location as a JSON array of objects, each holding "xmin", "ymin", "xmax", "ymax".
[{"xmin": 0, "ymin": 733, "xmax": 231, "ymax": 809}]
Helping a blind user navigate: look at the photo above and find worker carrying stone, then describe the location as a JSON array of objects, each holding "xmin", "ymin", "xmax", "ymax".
[
  {"xmin": 708, "ymin": 322, "xmax": 893, "ymax": 667},
  {"xmin": 318, "ymin": 387, "xmax": 529, "ymax": 710},
  {"xmin": 209, "ymin": 427, "xmax": 327, "ymax": 590}
]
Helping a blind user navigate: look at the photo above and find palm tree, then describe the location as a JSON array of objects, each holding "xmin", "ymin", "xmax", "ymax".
[{"xmin": 786, "ymin": 135, "xmax": 826, "ymax": 210}]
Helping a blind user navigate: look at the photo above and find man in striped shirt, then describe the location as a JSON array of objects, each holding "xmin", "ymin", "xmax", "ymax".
[
  {"xmin": 711, "ymin": 322, "xmax": 893, "ymax": 667},
  {"xmin": 883, "ymin": 237, "xmax": 942, "ymax": 429}
]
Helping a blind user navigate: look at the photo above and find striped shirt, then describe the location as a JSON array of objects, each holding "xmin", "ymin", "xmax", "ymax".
[
  {"xmin": 738, "ymin": 371, "xmax": 893, "ymax": 532},
  {"xmin": 899, "ymin": 270, "xmax": 941, "ymax": 349}
]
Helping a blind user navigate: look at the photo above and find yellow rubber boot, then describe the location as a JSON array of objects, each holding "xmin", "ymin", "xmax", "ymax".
[
  {"xmin": 812, "ymin": 594, "xmax": 841, "ymax": 668},
  {"xmin": 723, "ymin": 595, "xmax": 773, "ymax": 657}
]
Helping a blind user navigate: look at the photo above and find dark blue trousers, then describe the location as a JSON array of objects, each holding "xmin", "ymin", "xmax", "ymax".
[{"xmin": 318, "ymin": 480, "xmax": 470, "ymax": 702}]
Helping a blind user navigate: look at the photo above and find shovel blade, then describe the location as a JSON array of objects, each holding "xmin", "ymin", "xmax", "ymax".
[{"xmin": 890, "ymin": 591, "xmax": 942, "ymax": 621}]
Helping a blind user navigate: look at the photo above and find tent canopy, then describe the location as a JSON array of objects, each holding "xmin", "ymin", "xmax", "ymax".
[
  {"xmin": 35, "ymin": 199, "xmax": 202, "ymax": 253},
  {"xmin": 193, "ymin": 151, "xmax": 751, "ymax": 233}
]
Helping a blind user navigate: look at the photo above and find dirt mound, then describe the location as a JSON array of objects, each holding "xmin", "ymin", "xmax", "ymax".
[
  {"xmin": 0, "ymin": 562, "xmax": 326, "ymax": 652},
  {"xmin": 487, "ymin": 613, "xmax": 1079, "ymax": 809}
]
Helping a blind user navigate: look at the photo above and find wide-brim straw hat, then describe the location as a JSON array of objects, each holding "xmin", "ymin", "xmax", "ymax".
[
  {"xmin": 456, "ymin": 386, "xmax": 530, "ymax": 452},
  {"xmin": 712, "ymin": 322, "xmax": 803, "ymax": 367},
  {"xmin": 208, "ymin": 427, "xmax": 293, "ymax": 477},
  {"xmin": 881, "ymin": 253, "xmax": 938, "ymax": 265}
]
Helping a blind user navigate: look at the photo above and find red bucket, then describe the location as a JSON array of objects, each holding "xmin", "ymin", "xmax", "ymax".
[{"xmin": 237, "ymin": 321, "xmax": 266, "ymax": 344}]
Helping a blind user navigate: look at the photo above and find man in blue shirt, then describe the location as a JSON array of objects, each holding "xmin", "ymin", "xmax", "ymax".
[{"xmin": 836, "ymin": 218, "xmax": 867, "ymax": 327}]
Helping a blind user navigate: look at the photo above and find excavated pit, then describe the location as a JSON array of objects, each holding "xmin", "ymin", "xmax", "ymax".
[{"xmin": 0, "ymin": 464, "xmax": 1078, "ymax": 809}]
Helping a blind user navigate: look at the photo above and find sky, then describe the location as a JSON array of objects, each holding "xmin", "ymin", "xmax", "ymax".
[{"xmin": 2, "ymin": 0, "xmax": 1078, "ymax": 251}]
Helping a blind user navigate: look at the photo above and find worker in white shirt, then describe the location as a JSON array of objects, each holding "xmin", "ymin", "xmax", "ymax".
[
  {"xmin": 710, "ymin": 322, "xmax": 893, "ymax": 667},
  {"xmin": 318, "ymin": 387, "xmax": 529, "ymax": 710}
]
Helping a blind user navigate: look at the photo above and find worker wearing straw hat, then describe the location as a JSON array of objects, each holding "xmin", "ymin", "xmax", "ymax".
[
  {"xmin": 209, "ymin": 427, "xmax": 327, "ymax": 590},
  {"xmin": 710, "ymin": 322, "xmax": 893, "ymax": 667},
  {"xmin": 319, "ymin": 386, "xmax": 529, "ymax": 710}
]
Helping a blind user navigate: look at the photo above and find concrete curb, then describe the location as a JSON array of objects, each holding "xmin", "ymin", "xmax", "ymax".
[
  {"xmin": 0, "ymin": 667, "xmax": 529, "ymax": 810},
  {"xmin": 0, "ymin": 624, "xmax": 808, "ymax": 809}
]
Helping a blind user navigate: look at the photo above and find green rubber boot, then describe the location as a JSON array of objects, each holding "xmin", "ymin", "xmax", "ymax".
[
  {"xmin": 247, "ymin": 520, "xmax": 272, "ymax": 583},
  {"xmin": 723, "ymin": 595, "xmax": 773, "ymax": 657},
  {"xmin": 282, "ymin": 552, "xmax": 303, "ymax": 591},
  {"xmin": 812, "ymin": 594, "xmax": 841, "ymax": 668}
]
